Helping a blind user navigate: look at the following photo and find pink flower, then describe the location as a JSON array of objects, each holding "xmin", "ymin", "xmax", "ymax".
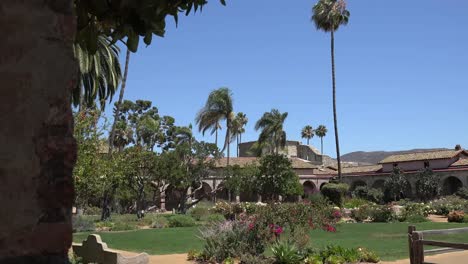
[
  {"xmin": 274, "ymin": 226, "xmax": 283, "ymax": 235},
  {"xmin": 326, "ymin": 225, "xmax": 336, "ymax": 232},
  {"xmin": 248, "ymin": 222, "xmax": 255, "ymax": 230}
]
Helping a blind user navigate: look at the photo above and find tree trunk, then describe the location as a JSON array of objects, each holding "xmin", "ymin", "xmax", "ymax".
[
  {"xmin": 109, "ymin": 48, "xmax": 131, "ymax": 154},
  {"xmin": 0, "ymin": 1, "xmax": 76, "ymax": 261},
  {"xmin": 331, "ymin": 29, "xmax": 342, "ymax": 180},
  {"xmin": 307, "ymin": 138, "xmax": 310, "ymax": 145},
  {"xmin": 236, "ymin": 134, "xmax": 239, "ymax": 157},
  {"xmin": 321, "ymin": 137, "xmax": 324, "ymax": 155},
  {"xmin": 215, "ymin": 122, "xmax": 218, "ymax": 147}
]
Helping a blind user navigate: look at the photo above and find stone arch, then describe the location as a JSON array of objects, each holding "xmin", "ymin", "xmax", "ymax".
[
  {"xmin": 303, "ymin": 181, "xmax": 317, "ymax": 198},
  {"xmin": 350, "ymin": 180, "xmax": 367, "ymax": 191},
  {"xmin": 442, "ymin": 176, "xmax": 463, "ymax": 195},
  {"xmin": 194, "ymin": 182, "xmax": 213, "ymax": 201},
  {"xmin": 320, "ymin": 182, "xmax": 327, "ymax": 190},
  {"xmin": 371, "ymin": 179, "xmax": 385, "ymax": 190}
]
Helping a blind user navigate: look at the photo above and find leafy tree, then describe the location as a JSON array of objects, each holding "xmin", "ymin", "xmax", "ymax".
[
  {"xmin": 415, "ymin": 168, "xmax": 440, "ymax": 202},
  {"xmin": 255, "ymin": 109, "xmax": 288, "ymax": 154},
  {"xmin": 231, "ymin": 112, "xmax": 248, "ymax": 157},
  {"xmin": 384, "ymin": 167, "xmax": 410, "ymax": 201},
  {"xmin": 315, "ymin": 125, "xmax": 328, "ymax": 154},
  {"xmin": 301, "ymin": 125, "xmax": 314, "ymax": 145},
  {"xmin": 196, "ymin": 87, "xmax": 235, "ymax": 164},
  {"xmin": 312, "ymin": 0, "xmax": 350, "ymax": 179},
  {"xmin": 123, "ymin": 146, "xmax": 158, "ymax": 218},
  {"xmin": 72, "ymin": 36, "xmax": 122, "ymax": 110},
  {"xmin": 163, "ymin": 140, "xmax": 221, "ymax": 213},
  {"xmin": 254, "ymin": 154, "xmax": 303, "ymax": 202},
  {"xmin": 321, "ymin": 183, "xmax": 349, "ymax": 206}
]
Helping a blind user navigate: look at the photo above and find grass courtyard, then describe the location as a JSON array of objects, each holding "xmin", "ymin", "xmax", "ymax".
[{"xmin": 73, "ymin": 222, "xmax": 468, "ymax": 261}]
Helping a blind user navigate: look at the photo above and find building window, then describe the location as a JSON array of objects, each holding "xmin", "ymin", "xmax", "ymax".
[{"xmin": 424, "ymin": 161, "xmax": 430, "ymax": 168}]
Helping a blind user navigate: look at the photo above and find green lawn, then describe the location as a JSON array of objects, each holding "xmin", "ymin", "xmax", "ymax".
[{"xmin": 74, "ymin": 222, "xmax": 468, "ymax": 261}]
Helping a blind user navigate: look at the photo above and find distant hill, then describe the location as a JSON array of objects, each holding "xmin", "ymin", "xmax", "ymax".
[{"xmin": 340, "ymin": 148, "xmax": 450, "ymax": 165}]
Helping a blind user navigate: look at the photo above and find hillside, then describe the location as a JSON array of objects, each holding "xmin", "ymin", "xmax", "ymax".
[{"xmin": 340, "ymin": 148, "xmax": 449, "ymax": 164}]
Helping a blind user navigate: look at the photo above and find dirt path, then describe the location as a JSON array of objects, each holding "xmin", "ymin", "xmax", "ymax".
[
  {"xmin": 381, "ymin": 250, "xmax": 468, "ymax": 264},
  {"xmin": 117, "ymin": 249, "xmax": 468, "ymax": 264},
  {"xmin": 427, "ymin": 214, "xmax": 448, "ymax": 223}
]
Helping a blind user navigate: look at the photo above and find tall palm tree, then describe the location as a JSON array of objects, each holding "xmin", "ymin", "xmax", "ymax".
[
  {"xmin": 255, "ymin": 109, "xmax": 288, "ymax": 154},
  {"xmin": 108, "ymin": 49, "xmax": 131, "ymax": 154},
  {"xmin": 72, "ymin": 36, "xmax": 122, "ymax": 110},
  {"xmin": 196, "ymin": 88, "xmax": 234, "ymax": 164},
  {"xmin": 315, "ymin": 125, "xmax": 328, "ymax": 155},
  {"xmin": 231, "ymin": 112, "xmax": 248, "ymax": 157},
  {"xmin": 301, "ymin": 125, "xmax": 314, "ymax": 145},
  {"xmin": 312, "ymin": 0, "xmax": 350, "ymax": 179}
]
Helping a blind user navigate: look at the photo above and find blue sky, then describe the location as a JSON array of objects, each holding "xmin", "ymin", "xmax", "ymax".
[{"xmin": 108, "ymin": 0, "xmax": 468, "ymax": 157}]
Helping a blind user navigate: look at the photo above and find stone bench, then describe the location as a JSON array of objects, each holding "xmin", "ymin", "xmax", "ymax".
[{"xmin": 72, "ymin": 234, "xmax": 149, "ymax": 264}]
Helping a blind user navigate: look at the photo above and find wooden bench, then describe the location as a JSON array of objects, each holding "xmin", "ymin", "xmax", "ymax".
[
  {"xmin": 72, "ymin": 234, "xmax": 149, "ymax": 264},
  {"xmin": 408, "ymin": 225, "xmax": 468, "ymax": 264}
]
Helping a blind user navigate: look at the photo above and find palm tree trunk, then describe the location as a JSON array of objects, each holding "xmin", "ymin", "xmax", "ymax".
[
  {"xmin": 215, "ymin": 123, "xmax": 218, "ymax": 146},
  {"xmin": 236, "ymin": 134, "xmax": 239, "ymax": 157},
  {"xmin": 321, "ymin": 137, "xmax": 324, "ymax": 155},
  {"xmin": 331, "ymin": 29, "xmax": 342, "ymax": 180},
  {"xmin": 109, "ymin": 48, "xmax": 130, "ymax": 154},
  {"xmin": 307, "ymin": 138, "xmax": 310, "ymax": 145}
]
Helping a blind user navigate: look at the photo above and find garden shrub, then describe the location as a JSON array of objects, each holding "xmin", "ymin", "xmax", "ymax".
[
  {"xmin": 150, "ymin": 215, "xmax": 169, "ymax": 228},
  {"xmin": 398, "ymin": 202, "xmax": 431, "ymax": 222},
  {"xmin": 239, "ymin": 254, "xmax": 273, "ymax": 264},
  {"xmin": 84, "ymin": 206, "xmax": 101, "ymax": 215},
  {"xmin": 343, "ymin": 198, "xmax": 370, "ymax": 209},
  {"xmin": 95, "ymin": 221, "xmax": 114, "ymax": 231},
  {"xmin": 404, "ymin": 214, "xmax": 428, "ymax": 223},
  {"xmin": 203, "ymin": 213, "xmax": 226, "ymax": 223},
  {"xmin": 430, "ymin": 196, "xmax": 468, "ymax": 215},
  {"xmin": 464, "ymin": 215, "xmax": 468, "ymax": 223},
  {"xmin": 187, "ymin": 249, "xmax": 204, "ymax": 261},
  {"xmin": 352, "ymin": 187, "xmax": 384, "ymax": 204},
  {"xmin": 212, "ymin": 201, "xmax": 243, "ymax": 220},
  {"xmin": 456, "ymin": 187, "xmax": 468, "ymax": 199},
  {"xmin": 72, "ymin": 215, "xmax": 96, "ymax": 233},
  {"xmin": 350, "ymin": 204, "xmax": 372, "ymax": 222},
  {"xmin": 112, "ymin": 221, "xmax": 137, "ymax": 231},
  {"xmin": 168, "ymin": 215, "xmax": 197, "ymax": 227},
  {"xmin": 188, "ymin": 206, "xmax": 210, "ymax": 221},
  {"xmin": 415, "ymin": 168, "xmax": 440, "ymax": 202},
  {"xmin": 370, "ymin": 205, "xmax": 395, "ymax": 223},
  {"xmin": 321, "ymin": 183, "xmax": 349, "ymax": 207},
  {"xmin": 447, "ymin": 211, "xmax": 465, "ymax": 223},
  {"xmin": 271, "ymin": 241, "xmax": 303, "ymax": 264},
  {"xmin": 304, "ymin": 245, "xmax": 380, "ymax": 264}
]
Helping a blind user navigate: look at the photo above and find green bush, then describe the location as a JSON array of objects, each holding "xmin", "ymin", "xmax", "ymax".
[
  {"xmin": 430, "ymin": 196, "xmax": 468, "ymax": 216},
  {"xmin": 343, "ymin": 198, "xmax": 370, "ymax": 209},
  {"xmin": 464, "ymin": 215, "xmax": 468, "ymax": 223},
  {"xmin": 370, "ymin": 205, "xmax": 395, "ymax": 223},
  {"xmin": 112, "ymin": 222, "xmax": 137, "ymax": 231},
  {"xmin": 350, "ymin": 205, "xmax": 372, "ymax": 222},
  {"xmin": 84, "ymin": 206, "xmax": 101, "ymax": 215},
  {"xmin": 271, "ymin": 241, "xmax": 303, "ymax": 264},
  {"xmin": 321, "ymin": 183, "xmax": 349, "ymax": 207},
  {"xmin": 168, "ymin": 215, "xmax": 197, "ymax": 227},
  {"xmin": 187, "ymin": 249, "xmax": 204, "ymax": 261},
  {"xmin": 203, "ymin": 213, "xmax": 226, "ymax": 223},
  {"xmin": 239, "ymin": 254, "xmax": 273, "ymax": 264},
  {"xmin": 72, "ymin": 215, "xmax": 96, "ymax": 233},
  {"xmin": 304, "ymin": 245, "xmax": 380, "ymax": 264},
  {"xmin": 456, "ymin": 187, "xmax": 468, "ymax": 199},
  {"xmin": 398, "ymin": 202, "xmax": 431, "ymax": 222},
  {"xmin": 151, "ymin": 216, "xmax": 169, "ymax": 228},
  {"xmin": 352, "ymin": 186, "xmax": 383, "ymax": 204},
  {"xmin": 188, "ymin": 206, "xmax": 210, "ymax": 221}
]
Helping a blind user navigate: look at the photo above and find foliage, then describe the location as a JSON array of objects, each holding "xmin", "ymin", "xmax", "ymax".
[
  {"xmin": 255, "ymin": 154, "xmax": 303, "ymax": 201},
  {"xmin": 151, "ymin": 216, "xmax": 169, "ymax": 229},
  {"xmin": 448, "ymin": 211, "xmax": 465, "ymax": 223},
  {"xmin": 304, "ymin": 245, "xmax": 379, "ymax": 264},
  {"xmin": 84, "ymin": 206, "xmax": 102, "ymax": 215},
  {"xmin": 75, "ymin": 0, "xmax": 227, "ymax": 54},
  {"xmin": 312, "ymin": 0, "xmax": 350, "ymax": 33},
  {"xmin": 195, "ymin": 87, "xmax": 234, "ymax": 152},
  {"xmin": 352, "ymin": 186, "xmax": 383, "ymax": 204},
  {"xmin": 398, "ymin": 202, "xmax": 431, "ymax": 222},
  {"xmin": 189, "ymin": 206, "xmax": 211, "ymax": 221},
  {"xmin": 415, "ymin": 168, "xmax": 440, "ymax": 202},
  {"xmin": 200, "ymin": 220, "xmax": 266, "ymax": 263},
  {"xmin": 456, "ymin": 187, "xmax": 468, "ymax": 199},
  {"xmin": 321, "ymin": 183, "xmax": 349, "ymax": 207},
  {"xmin": 384, "ymin": 167, "xmax": 410, "ymax": 201},
  {"xmin": 72, "ymin": 215, "xmax": 96, "ymax": 233},
  {"xmin": 350, "ymin": 205, "xmax": 372, "ymax": 222},
  {"xmin": 204, "ymin": 214, "xmax": 227, "ymax": 223},
  {"xmin": 255, "ymin": 109, "xmax": 288, "ymax": 154},
  {"xmin": 239, "ymin": 254, "xmax": 273, "ymax": 264},
  {"xmin": 429, "ymin": 196, "xmax": 468, "ymax": 216},
  {"xmin": 370, "ymin": 205, "xmax": 395, "ymax": 223},
  {"xmin": 271, "ymin": 241, "xmax": 303, "ymax": 264},
  {"xmin": 112, "ymin": 222, "xmax": 138, "ymax": 231},
  {"xmin": 72, "ymin": 36, "xmax": 122, "ymax": 109},
  {"xmin": 212, "ymin": 201, "xmax": 244, "ymax": 219},
  {"xmin": 301, "ymin": 125, "xmax": 315, "ymax": 145},
  {"xmin": 168, "ymin": 215, "xmax": 197, "ymax": 227},
  {"xmin": 187, "ymin": 249, "xmax": 204, "ymax": 262},
  {"xmin": 343, "ymin": 198, "xmax": 370, "ymax": 209}
]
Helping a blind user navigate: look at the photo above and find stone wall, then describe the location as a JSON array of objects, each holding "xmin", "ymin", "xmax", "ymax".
[{"xmin": 0, "ymin": 0, "xmax": 76, "ymax": 262}]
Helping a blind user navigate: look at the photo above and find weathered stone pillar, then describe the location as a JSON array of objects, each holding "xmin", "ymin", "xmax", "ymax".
[
  {"xmin": 0, "ymin": 0, "xmax": 77, "ymax": 262},
  {"xmin": 236, "ymin": 195, "xmax": 240, "ymax": 203},
  {"xmin": 160, "ymin": 187, "xmax": 166, "ymax": 212}
]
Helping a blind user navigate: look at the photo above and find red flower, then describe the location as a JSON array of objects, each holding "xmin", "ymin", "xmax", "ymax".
[
  {"xmin": 248, "ymin": 223, "xmax": 255, "ymax": 230},
  {"xmin": 326, "ymin": 224, "xmax": 336, "ymax": 232}
]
